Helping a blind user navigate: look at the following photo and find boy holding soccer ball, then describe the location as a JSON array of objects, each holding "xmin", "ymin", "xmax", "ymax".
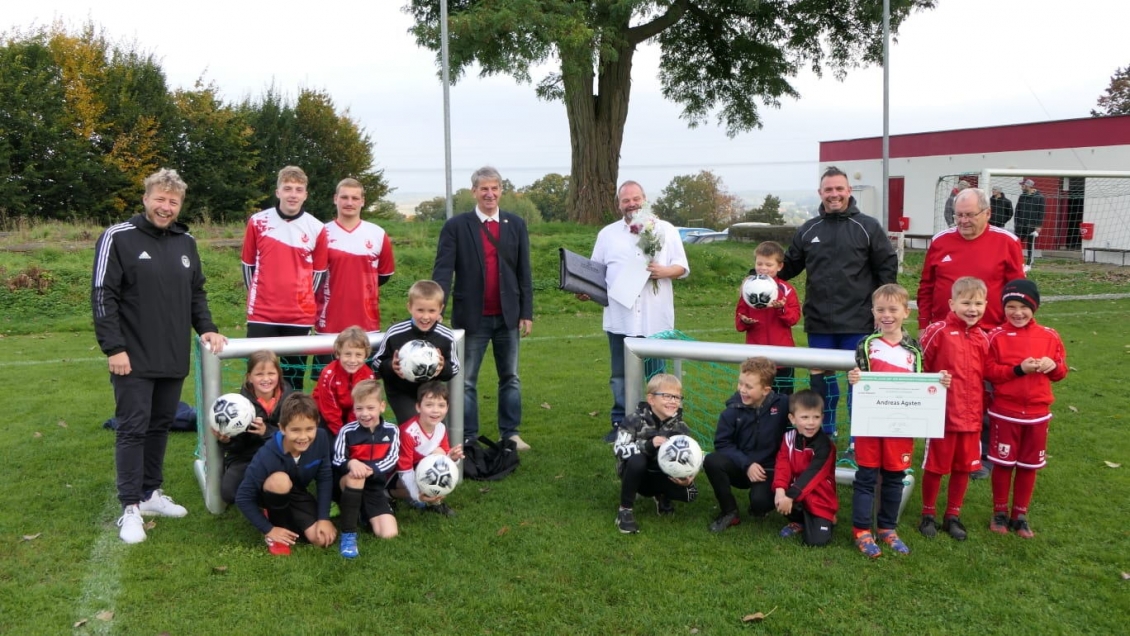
[
  {"xmin": 332, "ymin": 380, "xmax": 401, "ymax": 558},
  {"xmin": 312, "ymin": 326, "xmax": 375, "ymax": 436},
  {"xmin": 703, "ymin": 357, "xmax": 791, "ymax": 532},
  {"xmin": 773, "ymin": 389, "xmax": 838, "ymax": 546},
  {"xmin": 235, "ymin": 393, "xmax": 337, "ymax": 556},
  {"xmin": 390, "ymin": 381, "xmax": 465, "ymax": 516},
  {"xmin": 612, "ymin": 374, "xmax": 698, "ymax": 534},
  {"xmin": 736, "ymin": 241, "xmax": 801, "ymax": 394},
  {"xmin": 374, "ymin": 280, "xmax": 460, "ymax": 423}
]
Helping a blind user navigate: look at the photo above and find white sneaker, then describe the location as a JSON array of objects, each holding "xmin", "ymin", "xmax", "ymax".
[
  {"xmin": 508, "ymin": 435, "xmax": 531, "ymax": 452},
  {"xmin": 139, "ymin": 489, "xmax": 188, "ymax": 517},
  {"xmin": 117, "ymin": 505, "xmax": 146, "ymax": 544},
  {"xmin": 1023, "ymin": 264, "xmax": 1032, "ymax": 273}
]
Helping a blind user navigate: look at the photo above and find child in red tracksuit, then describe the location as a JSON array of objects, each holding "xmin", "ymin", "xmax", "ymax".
[
  {"xmin": 773, "ymin": 389, "xmax": 838, "ymax": 546},
  {"xmin": 985, "ymin": 279, "xmax": 1067, "ymax": 539},
  {"xmin": 312, "ymin": 326, "xmax": 375, "ymax": 436},
  {"xmin": 736, "ymin": 241, "xmax": 801, "ymax": 394},
  {"xmin": 918, "ymin": 277, "xmax": 989, "ymax": 541}
]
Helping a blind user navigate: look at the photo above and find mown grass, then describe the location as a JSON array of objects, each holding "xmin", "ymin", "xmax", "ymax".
[{"xmin": 1, "ymin": 223, "xmax": 1128, "ymax": 634}]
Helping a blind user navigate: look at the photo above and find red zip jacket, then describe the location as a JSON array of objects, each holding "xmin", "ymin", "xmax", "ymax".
[
  {"xmin": 735, "ymin": 278, "xmax": 801, "ymax": 346},
  {"xmin": 772, "ymin": 429, "xmax": 838, "ymax": 521},
  {"xmin": 920, "ymin": 312, "xmax": 989, "ymax": 433},
  {"xmin": 985, "ymin": 318, "xmax": 1067, "ymax": 419},
  {"xmin": 312, "ymin": 360, "xmax": 375, "ymax": 435}
]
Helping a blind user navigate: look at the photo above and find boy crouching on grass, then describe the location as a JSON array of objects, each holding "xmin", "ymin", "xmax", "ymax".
[
  {"xmin": 918, "ymin": 277, "xmax": 987, "ymax": 541},
  {"xmin": 390, "ymin": 381, "xmax": 464, "ymax": 517},
  {"xmin": 612, "ymin": 374, "xmax": 698, "ymax": 534},
  {"xmin": 235, "ymin": 393, "xmax": 337, "ymax": 556},
  {"xmin": 985, "ymin": 279, "xmax": 1067, "ymax": 538},
  {"xmin": 772, "ymin": 389, "xmax": 837, "ymax": 546},
  {"xmin": 333, "ymin": 380, "xmax": 400, "ymax": 558}
]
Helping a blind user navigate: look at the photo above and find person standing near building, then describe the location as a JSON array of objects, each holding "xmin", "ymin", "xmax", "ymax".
[
  {"xmin": 778, "ymin": 166, "xmax": 898, "ymax": 442},
  {"xmin": 93, "ymin": 168, "xmax": 227, "ymax": 543},
  {"xmin": 989, "ymin": 186, "xmax": 1014, "ymax": 229},
  {"xmin": 1014, "ymin": 179, "xmax": 1045, "ymax": 272},
  {"xmin": 432, "ymin": 167, "xmax": 534, "ymax": 450}
]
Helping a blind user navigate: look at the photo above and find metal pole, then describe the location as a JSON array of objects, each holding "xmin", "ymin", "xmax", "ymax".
[
  {"xmin": 441, "ymin": 0, "xmax": 454, "ymax": 219},
  {"xmin": 882, "ymin": 0, "xmax": 890, "ymax": 224}
]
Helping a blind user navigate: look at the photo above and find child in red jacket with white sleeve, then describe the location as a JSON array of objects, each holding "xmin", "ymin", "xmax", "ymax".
[
  {"xmin": 918, "ymin": 277, "xmax": 988, "ymax": 541},
  {"xmin": 985, "ymin": 279, "xmax": 1067, "ymax": 539},
  {"xmin": 773, "ymin": 389, "xmax": 838, "ymax": 546},
  {"xmin": 736, "ymin": 241, "xmax": 801, "ymax": 394}
]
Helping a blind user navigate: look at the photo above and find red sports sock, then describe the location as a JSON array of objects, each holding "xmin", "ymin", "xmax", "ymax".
[
  {"xmin": 1011, "ymin": 468, "xmax": 1038, "ymax": 518},
  {"xmin": 921, "ymin": 471, "xmax": 942, "ymax": 516},
  {"xmin": 944, "ymin": 472, "xmax": 970, "ymax": 518},
  {"xmin": 991, "ymin": 464, "xmax": 1013, "ymax": 514}
]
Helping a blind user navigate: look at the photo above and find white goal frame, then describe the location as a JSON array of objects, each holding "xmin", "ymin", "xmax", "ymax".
[
  {"xmin": 193, "ymin": 331, "xmax": 465, "ymax": 514},
  {"xmin": 622, "ymin": 339, "xmax": 917, "ymax": 520}
]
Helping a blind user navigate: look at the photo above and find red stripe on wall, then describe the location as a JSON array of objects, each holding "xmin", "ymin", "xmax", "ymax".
[{"xmin": 820, "ymin": 115, "xmax": 1130, "ymax": 162}]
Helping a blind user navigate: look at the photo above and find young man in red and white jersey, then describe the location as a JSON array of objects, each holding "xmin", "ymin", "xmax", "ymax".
[{"xmin": 241, "ymin": 166, "xmax": 329, "ymax": 390}]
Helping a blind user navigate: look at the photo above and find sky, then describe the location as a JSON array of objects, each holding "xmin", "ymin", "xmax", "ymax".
[{"xmin": 5, "ymin": 1, "xmax": 1129, "ymax": 202}]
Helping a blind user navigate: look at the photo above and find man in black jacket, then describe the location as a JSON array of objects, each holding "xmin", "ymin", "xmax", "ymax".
[
  {"xmin": 989, "ymin": 186, "xmax": 1014, "ymax": 228},
  {"xmin": 1014, "ymin": 179, "xmax": 1046, "ymax": 271},
  {"xmin": 779, "ymin": 166, "xmax": 898, "ymax": 442},
  {"xmin": 92, "ymin": 168, "xmax": 227, "ymax": 543}
]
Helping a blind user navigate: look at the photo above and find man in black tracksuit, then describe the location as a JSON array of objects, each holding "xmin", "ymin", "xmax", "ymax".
[
  {"xmin": 1014, "ymin": 179, "xmax": 1046, "ymax": 269},
  {"xmin": 778, "ymin": 166, "xmax": 898, "ymax": 440},
  {"xmin": 92, "ymin": 168, "xmax": 226, "ymax": 544}
]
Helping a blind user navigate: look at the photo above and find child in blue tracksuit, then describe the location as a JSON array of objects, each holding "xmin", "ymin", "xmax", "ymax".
[{"xmin": 235, "ymin": 393, "xmax": 337, "ymax": 555}]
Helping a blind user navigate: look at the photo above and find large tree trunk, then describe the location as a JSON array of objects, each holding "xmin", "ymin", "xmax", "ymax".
[{"xmin": 562, "ymin": 40, "xmax": 635, "ymax": 225}]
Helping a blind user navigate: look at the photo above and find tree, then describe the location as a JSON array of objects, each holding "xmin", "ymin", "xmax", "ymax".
[
  {"xmin": 519, "ymin": 173, "xmax": 571, "ymax": 222},
  {"xmin": 744, "ymin": 194, "xmax": 785, "ymax": 225},
  {"xmin": 1092, "ymin": 65, "xmax": 1130, "ymax": 117},
  {"xmin": 652, "ymin": 170, "xmax": 743, "ymax": 229},
  {"xmin": 408, "ymin": 0, "xmax": 933, "ymax": 224}
]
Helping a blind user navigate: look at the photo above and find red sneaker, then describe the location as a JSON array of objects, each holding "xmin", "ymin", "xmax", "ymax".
[{"xmin": 266, "ymin": 539, "xmax": 291, "ymax": 556}]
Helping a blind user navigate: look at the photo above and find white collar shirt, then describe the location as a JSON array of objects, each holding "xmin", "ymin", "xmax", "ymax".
[{"xmin": 591, "ymin": 217, "xmax": 689, "ymax": 336}]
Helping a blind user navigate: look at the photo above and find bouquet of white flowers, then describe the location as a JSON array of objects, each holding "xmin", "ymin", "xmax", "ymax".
[{"xmin": 628, "ymin": 206, "xmax": 663, "ymax": 293}]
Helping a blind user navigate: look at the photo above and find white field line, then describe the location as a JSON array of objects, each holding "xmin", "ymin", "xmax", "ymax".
[{"xmin": 74, "ymin": 493, "xmax": 125, "ymax": 634}]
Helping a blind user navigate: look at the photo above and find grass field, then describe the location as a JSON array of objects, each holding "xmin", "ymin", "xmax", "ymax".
[{"xmin": 2, "ymin": 222, "xmax": 1129, "ymax": 634}]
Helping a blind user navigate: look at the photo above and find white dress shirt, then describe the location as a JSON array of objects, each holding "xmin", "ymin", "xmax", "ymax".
[{"xmin": 591, "ymin": 217, "xmax": 689, "ymax": 336}]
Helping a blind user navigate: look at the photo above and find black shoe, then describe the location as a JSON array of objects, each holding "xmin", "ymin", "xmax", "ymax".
[
  {"xmin": 918, "ymin": 514, "xmax": 938, "ymax": 538},
  {"xmin": 425, "ymin": 503, "xmax": 457, "ymax": 518},
  {"xmin": 970, "ymin": 464, "xmax": 992, "ymax": 480},
  {"xmin": 616, "ymin": 508, "xmax": 639, "ymax": 534},
  {"xmin": 708, "ymin": 510, "xmax": 740, "ymax": 532},
  {"xmin": 603, "ymin": 423, "xmax": 621, "ymax": 443},
  {"xmin": 942, "ymin": 515, "xmax": 967, "ymax": 541},
  {"xmin": 654, "ymin": 495, "xmax": 675, "ymax": 516}
]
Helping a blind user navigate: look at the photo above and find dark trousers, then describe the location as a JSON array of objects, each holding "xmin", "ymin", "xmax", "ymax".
[
  {"xmin": 703, "ymin": 452, "xmax": 774, "ymax": 516},
  {"xmin": 111, "ymin": 374, "xmax": 184, "ymax": 507},
  {"xmin": 386, "ymin": 390, "xmax": 419, "ymax": 425},
  {"xmin": 851, "ymin": 466, "xmax": 905, "ymax": 531},
  {"xmin": 773, "ymin": 367, "xmax": 796, "ymax": 396},
  {"xmin": 786, "ymin": 506, "xmax": 835, "ymax": 546},
  {"xmin": 221, "ymin": 459, "xmax": 249, "ymax": 505},
  {"xmin": 619, "ymin": 453, "xmax": 698, "ymax": 509},
  {"xmin": 246, "ymin": 322, "xmax": 311, "ymax": 390}
]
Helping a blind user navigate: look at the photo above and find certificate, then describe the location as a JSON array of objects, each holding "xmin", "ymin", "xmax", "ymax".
[
  {"xmin": 850, "ymin": 372, "xmax": 946, "ymax": 439},
  {"xmin": 607, "ymin": 252, "xmax": 652, "ymax": 308}
]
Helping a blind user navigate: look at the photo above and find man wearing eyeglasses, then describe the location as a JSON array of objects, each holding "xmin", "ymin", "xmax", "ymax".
[{"xmin": 917, "ymin": 188, "xmax": 1025, "ymax": 332}]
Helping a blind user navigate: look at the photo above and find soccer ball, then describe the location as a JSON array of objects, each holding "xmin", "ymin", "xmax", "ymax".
[
  {"xmin": 209, "ymin": 393, "xmax": 255, "ymax": 437},
  {"xmin": 741, "ymin": 274, "xmax": 779, "ymax": 309},
  {"xmin": 398, "ymin": 340, "xmax": 441, "ymax": 383},
  {"xmin": 415, "ymin": 454, "xmax": 459, "ymax": 498},
  {"xmin": 658, "ymin": 435, "xmax": 704, "ymax": 480}
]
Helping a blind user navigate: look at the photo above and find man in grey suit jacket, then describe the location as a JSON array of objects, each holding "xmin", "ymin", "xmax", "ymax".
[{"xmin": 432, "ymin": 166, "xmax": 534, "ymax": 450}]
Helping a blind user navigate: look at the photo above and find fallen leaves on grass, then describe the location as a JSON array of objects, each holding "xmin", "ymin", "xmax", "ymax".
[
  {"xmin": 1069, "ymin": 366, "xmax": 1079, "ymax": 372},
  {"xmin": 144, "ymin": 520, "xmax": 157, "ymax": 530},
  {"xmin": 496, "ymin": 526, "xmax": 509, "ymax": 536},
  {"xmin": 57, "ymin": 419, "xmax": 67, "ymax": 428},
  {"xmin": 21, "ymin": 533, "xmax": 41, "ymax": 541},
  {"xmin": 212, "ymin": 566, "xmax": 228, "ymax": 575},
  {"xmin": 555, "ymin": 474, "xmax": 563, "ymax": 479},
  {"xmin": 742, "ymin": 607, "xmax": 777, "ymax": 623},
  {"xmin": 96, "ymin": 611, "xmax": 114, "ymax": 621},
  {"xmin": 1068, "ymin": 406, "xmax": 1079, "ymax": 413},
  {"xmin": 73, "ymin": 620, "xmax": 87, "ymax": 628},
  {"xmin": 588, "ymin": 411, "xmax": 599, "ymax": 417},
  {"xmin": 1122, "ymin": 572, "xmax": 1130, "ymax": 580},
  {"xmin": 540, "ymin": 402, "xmax": 551, "ymax": 410},
  {"xmin": 479, "ymin": 487, "xmax": 491, "ymax": 493},
  {"xmin": 1104, "ymin": 461, "xmax": 1121, "ymax": 468},
  {"xmin": 33, "ymin": 432, "xmax": 42, "ymax": 438}
]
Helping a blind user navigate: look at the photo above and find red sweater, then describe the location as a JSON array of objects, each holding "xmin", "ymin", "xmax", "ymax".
[
  {"xmin": 917, "ymin": 227, "xmax": 1025, "ymax": 330},
  {"xmin": 735, "ymin": 278, "xmax": 801, "ymax": 347},
  {"xmin": 920, "ymin": 312, "xmax": 989, "ymax": 433},
  {"xmin": 985, "ymin": 318, "xmax": 1067, "ymax": 419},
  {"xmin": 312, "ymin": 360, "xmax": 375, "ymax": 435},
  {"xmin": 772, "ymin": 429, "xmax": 838, "ymax": 522}
]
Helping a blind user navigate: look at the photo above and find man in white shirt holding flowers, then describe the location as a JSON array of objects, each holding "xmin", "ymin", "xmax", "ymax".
[{"xmin": 577, "ymin": 181, "xmax": 689, "ymax": 442}]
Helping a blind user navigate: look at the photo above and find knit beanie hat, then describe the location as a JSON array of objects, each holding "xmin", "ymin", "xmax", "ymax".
[{"xmin": 1002, "ymin": 279, "xmax": 1039, "ymax": 312}]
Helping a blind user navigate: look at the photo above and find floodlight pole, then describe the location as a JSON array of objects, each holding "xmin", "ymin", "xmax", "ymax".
[
  {"xmin": 441, "ymin": 0, "xmax": 454, "ymax": 219},
  {"xmin": 882, "ymin": 0, "xmax": 890, "ymax": 223}
]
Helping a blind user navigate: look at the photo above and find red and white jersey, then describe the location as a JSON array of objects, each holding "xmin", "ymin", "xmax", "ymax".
[
  {"xmin": 396, "ymin": 416, "xmax": 451, "ymax": 473},
  {"xmin": 241, "ymin": 208, "xmax": 328, "ymax": 327},
  {"xmin": 864, "ymin": 337, "xmax": 918, "ymax": 373},
  {"xmin": 316, "ymin": 220, "xmax": 395, "ymax": 333}
]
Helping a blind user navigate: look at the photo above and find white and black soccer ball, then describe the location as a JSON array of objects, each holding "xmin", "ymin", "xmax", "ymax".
[
  {"xmin": 398, "ymin": 340, "xmax": 441, "ymax": 383},
  {"xmin": 209, "ymin": 393, "xmax": 255, "ymax": 437},
  {"xmin": 658, "ymin": 435, "xmax": 704, "ymax": 480},
  {"xmin": 415, "ymin": 454, "xmax": 459, "ymax": 498},
  {"xmin": 741, "ymin": 274, "xmax": 779, "ymax": 309}
]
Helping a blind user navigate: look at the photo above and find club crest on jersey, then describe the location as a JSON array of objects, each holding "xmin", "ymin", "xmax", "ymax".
[
  {"xmin": 901, "ymin": 453, "xmax": 911, "ymax": 465},
  {"xmin": 365, "ymin": 240, "xmax": 373, "ymax": 249},
  {"xmin": 301, "ymin": 233, "xmax": 309, "ymax": 243},
  {"xmin": 997, "ymin": 443, "xmax": 1012, "ymax": 458},
  {"xmin": 181, "ymin": 255, "xmax": 190, "ymax": 268}
]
